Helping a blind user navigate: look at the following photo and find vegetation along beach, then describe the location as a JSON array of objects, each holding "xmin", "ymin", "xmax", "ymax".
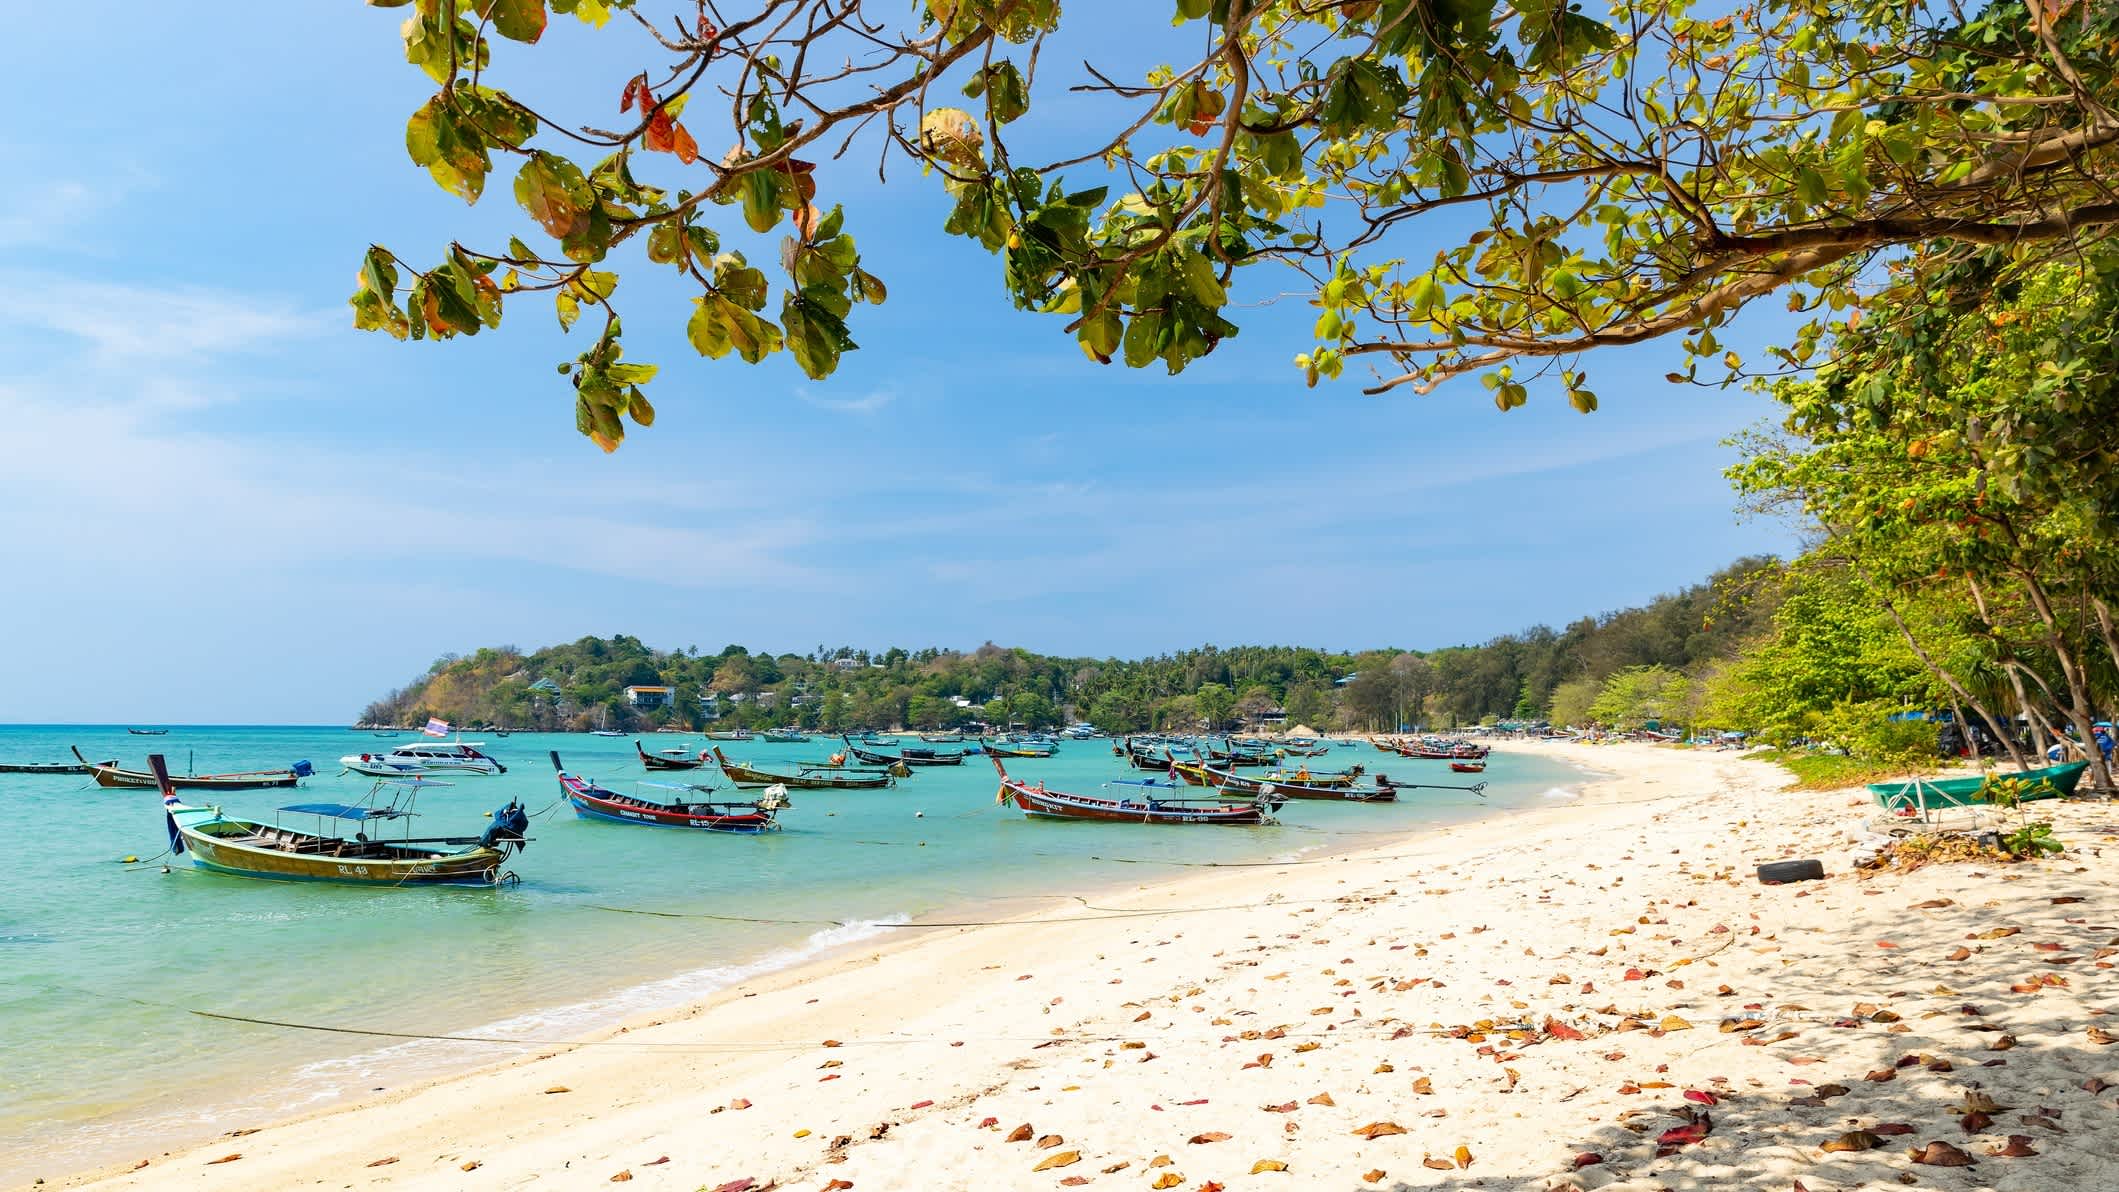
[{"xmin": 7, "ymin": 0, "xmax": 2119, "ymax": 1190}]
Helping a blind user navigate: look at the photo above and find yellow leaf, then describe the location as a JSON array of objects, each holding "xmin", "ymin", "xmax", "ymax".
[
  {"xmin": 1354, "ymin": 1121, "xmax": 1407, "ymax": 1139},
  {"xmin": 1152, "ymin": 1173, "xmax": 1184, "ymax": 1189},
  {"xmin": 1032, "ymin": 1151, "xmax": 1081, "ymax": 1171},
  {"xmin": 1251, "ymin": 1159, "xmax": 1290, "ymax": 1173},
  {"xmin": 1660, "ymin": 1015, "xmax": 1694, "ymax": 1032},
  {"xmin": 1455, "ymin": 1144, "xmax": 1474, "ymax": 1169}
]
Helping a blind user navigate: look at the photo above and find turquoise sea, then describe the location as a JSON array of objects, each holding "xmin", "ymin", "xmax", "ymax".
[{"xmin": 0, "ymin": 725, "xmax": 1598, "ymax": 1183}]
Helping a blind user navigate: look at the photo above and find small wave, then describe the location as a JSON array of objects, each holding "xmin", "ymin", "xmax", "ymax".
[
  {"xmin": 290, "ymin": 913, "xmax": 910, "ymax": 1090},
  {"xmin": 1540, "ymin": 786, "xmax": 1580, "ymax": 800}
]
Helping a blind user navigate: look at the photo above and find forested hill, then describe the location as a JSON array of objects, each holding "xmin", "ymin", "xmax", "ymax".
[{"xmin": 359, "ymin": 557, "xmax": 1782, "ymax": 733}]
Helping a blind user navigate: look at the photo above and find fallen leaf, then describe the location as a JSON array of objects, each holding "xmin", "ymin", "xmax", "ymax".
[
  {"xmin": 545, "ymin": 1086, "xmax": 571, "ymax": 1094},
  {"xmin": 1454, "ymin": 1145, "xmax": 1473, "ymax": 1169},
  {"xmin": 1872, "ymin": 1123, "xmax": 1916, "ymax": 1136},
  {"xmin": 823, "ymin": 1182, "xmax": 852, "ymax": 1192},
  {"xmin": 1307, "ymin": 1092, "xmax": 1335, "ymax": 1107},
  {"xmin": 1006, "ymin": 1123, "xmax": 1034, "ymax": 1143},
  {"xmin": 1362, "ymin": 1170, "xmax": 1385, "ymax": 1183},
  {"xmin": 1822, "ymin": 1130, "xmax": 1883, "ymax": 1153},
  {"xmin": 208, "ymin": 1155, "xmax": 242, "ymax": 1165},
  {"xmin": 1983, "ymin": 1132, "xmax": 2041, "ymax": 1158},
  {"xmin": 1152, "ymin": 1173, "xmax": 1183, "ymax": 1189},
  {"xmin": 1411, "ymin": 1077, "xmax": 1433, "ymax": 1095},
  {"xmin": 1251, "ymin": 1158, "xmax": 1290, "ymax": 1173},
  {"xmin": 1189, "ymin": 1132, "xmax": 1230, "ymax": 1144},
  {"xmin": 1573, "ymin": 1152, "xmax": 1603, "ymax": 1169},
  {"xmin": 1059, "ymin": 1182, "xmax": 1088, "ymax": 1189},
  {"xmin": 610, "ymin": 1172, "xmax": 633, "ymax": 1184},
  {"xmin": 1422, "ymin": 1156, "xmax": 1454, "ymax": 1170},
  {"xmin": 1033, "ymin": 1150, "xmax": 1081, "ymax": 1171},
  {"xmin": 2090, "ymin": 1025, "xmax": 2116, "ymax": 1045},
  {"xmin": 1657, "ymin": 1111, "xmax": 1712, "ymax": 1155},
  {"xmin": 1909, "ymin": 1140, "xmax": 1975, "ymax": 1167},
  {"xmin": 1544, "ymin": 1017, "xmax": 1587, "ymax": 1041},
  {"xmin": 711, "ymin": 1181, "xmax": 755, "ymax": 1192},
  {"xmin": 1660, "ymin": 1014, "xmax": 1694, "ymax": 1032},
  {"xmin": 1961, "ymin": 1111, "xmax": 1994, "ymax": 1133},
  {"xmin": 1354, "ymin": 1121, "xmax": 1408, "ymax": 1139},
  {"xmin": 462, "ymin": 1161, "xmax": 483, "ymax": 1171},
  {"xmin": 1684, "ymin": 1089, "xmax": 1719, "ymax": 1106},
  {"xmin": 1037, "ymin": 1134, "xmax": 1065, "ymax": 1149},
  {"xmin": 729, "ymin": 1097, "xmax": 752, "ymax": 1110},
  {"xmin": 366, "ymin": 1157, "xmax": 399, "ymax": 1167}
]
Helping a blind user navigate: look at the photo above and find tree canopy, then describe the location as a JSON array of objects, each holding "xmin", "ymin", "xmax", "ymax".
[{"xmin": 352, "ymin": 0, "xmax": 2119, "ymax": 448}]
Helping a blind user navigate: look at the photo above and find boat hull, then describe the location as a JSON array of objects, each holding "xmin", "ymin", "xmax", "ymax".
[
  {"xmin": 1001, "ymin": 780, "xmax": 1274, "ymax": 825},
  {"xmin": 0, "ymin": 761, "xmax": 94, "ymax": 774},
  {"xmin": 174, "ymin": 814, "xmax": 508, "ymax": 885},
  {"xmin": 711, "ymin": 748, "xmax": 891, "ymax": 789},
  {"xmin": 81, "ymin": 750, "xmax": 299, "ymax": 791},
  {"xmin": 1866, "ymin": 761, "xmax": 2090, "ymax": 809},
  {"xmin": 564, "ymin": 791, "xmax": 774, "ymax": 833}
]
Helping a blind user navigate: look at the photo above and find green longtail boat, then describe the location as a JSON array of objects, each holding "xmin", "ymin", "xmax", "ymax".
[{"xmin": 1866, "ymin": 760, "xmax": 2090, "ymax": 811}]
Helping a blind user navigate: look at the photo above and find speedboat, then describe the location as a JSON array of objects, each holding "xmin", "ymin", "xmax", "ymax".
[{"xmin": 339, "ymin": 741, "xmax": 506, "ymax": 777}]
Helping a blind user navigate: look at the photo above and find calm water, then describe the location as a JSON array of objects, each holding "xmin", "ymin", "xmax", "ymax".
[{"xmin": 0, "ymin": 725, "xmax": 1595, "ymax": 1181}]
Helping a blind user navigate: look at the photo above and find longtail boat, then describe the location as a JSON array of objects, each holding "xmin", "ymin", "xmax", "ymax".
[
  {"xmin": 979, "ymin": 737, "xmax": 1057, "ymax": 759},
  {"xmin": 710, "ymin": 746, "xmax": 895, "ymax": 790},
  {"xmin": 76, "ymin": 746, "xmax": 309, "ymax": 791},
  {"xmin": 1450, "ymin": 761, "xmax": 1487, "ymax": 773},
  {"xmin": 0, "ymin": 758, "xmax": 104, "ymax": 774},
  {"xmin": 841, "ymin": 736, "xmax": 966, "ymax": 767},
  {"xmin": 555, "ymin": 752, "xmax": 786, "ymax": 832},
  {"xmin": 127, "ymin": 728, "xmax": 169, "ymax": 736},
  {"xmin": 636, "ymin": 741, "xmax": 706, "ymax": 771},
  {"xmin": 990, "ymin": 755, "xmax": 1281, "ymax": 825},
  {"xmin": 155, "ymin": 757, "xmax": 527, "ymax": 886},
  {"xmin": 762, "ymin": 728, "xmax": 811, "ymax": 743},
  {"xmin": 1235, "ymin": 776, "xmax": 1397, "ymax": 802},
  {"xmin": 1867, "ymin": 760, "xmax": 2090, "ymax": 812}
]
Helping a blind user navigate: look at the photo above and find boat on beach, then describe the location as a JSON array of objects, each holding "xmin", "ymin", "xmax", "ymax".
[
  {"xmin": 554, "ymin": 752, "xmax": 788, "ymax": 832},
  {"xmin": 636, "ymin": 741, "xmax": 706, "ymax": 771},
  {"xmin": 710, "ymin": 746, "xmax": 896, "ymax": 790},
  {"xmin": 74, "ymin": 746, "xmax": 310, "ymax": 791},
  {"xmin": 339, "ymin": 741, "xmax": 506, "ymax": 777},
  {"xmin": 155, "ymin": 757, "xmax": 528, "ymax": 886},
  {"xmin": 990, "ymin": 756, "xmax": 1282, "ymax": 825},
  {"xmin": 1866, "ymin": 760, "xmax": 2090, "ymax": 811}
]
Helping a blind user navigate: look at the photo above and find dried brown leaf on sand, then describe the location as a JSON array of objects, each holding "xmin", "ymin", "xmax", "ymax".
[
  {"xmin": 1032, "ymin": 1150, "xmax": 1081, "ymax": 1171},
  {"xmin": 1354, "ymin": 1121, "xmax": 1407, "ymax": 1139}
]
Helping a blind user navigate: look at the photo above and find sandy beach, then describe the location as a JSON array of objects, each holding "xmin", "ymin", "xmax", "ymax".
[{"xmin": 37, "ymin": 741, "xmax": 2119, "ymax": 1191}]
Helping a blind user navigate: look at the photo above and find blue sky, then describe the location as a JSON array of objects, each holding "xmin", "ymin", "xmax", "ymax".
[{"xmin": 0, "ymin": 4, "xmax": 1797, "ymax": 723}]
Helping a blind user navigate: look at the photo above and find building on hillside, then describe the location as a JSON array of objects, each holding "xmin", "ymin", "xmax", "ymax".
[
  {"xmin": 698, "ymin": 690, "xmax": 722, "ymax": 721},
  {"xmin": 830, "ymin": 658, "xmax": 861, "ymax": 672},
  {"xmin": 624, "ymin": 685, "xmax": 674, "ymax": 709},
  {"xmin": 1333, "ymin": 673, "xmax": 1358, "ymax": 688},
  {"xmin": 1248, "ymin": 707, "xmax": 1289, "ymax": 727}
]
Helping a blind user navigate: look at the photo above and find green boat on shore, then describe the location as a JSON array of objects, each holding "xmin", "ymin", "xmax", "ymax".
[{"xmin": 1866, "ymin": 760, "xmax": 2090, "ymax": 811}]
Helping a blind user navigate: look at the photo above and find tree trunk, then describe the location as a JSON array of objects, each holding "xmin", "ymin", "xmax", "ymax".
[
  {"xmin": 1868, "ymin": 579, "xmax": 2029, "ymax": 771},
  {"xmin": 2013, "ymin": 566, "xmax": 2115, "ymax": 793}
]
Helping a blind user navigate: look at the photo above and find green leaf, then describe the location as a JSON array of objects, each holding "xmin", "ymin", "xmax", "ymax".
[
  {"xmin": 782, "ymin": 292, "xmax": 857, "ymax": 380},
  {"xmin": 741, "ymin": 171, "xmax": 782, "ymax": 233},
  {"xmin": 627, "ymin": 388, "xmax": 655, "ymax": 427},
  {"xmin": 514, "ymin": 151, "xmax": 590, "ymax": 238},
  {"xmin": 476, "ymin": 0, "xmax": 548, "ymax": 44},
  {"xmin": 605, "ymin": 362, "xmax": 658, "ymax": 385}
]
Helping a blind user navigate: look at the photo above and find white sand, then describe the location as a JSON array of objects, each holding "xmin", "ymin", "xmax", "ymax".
[{"xmin": 38, "ymin": 742, "xmax": 2119, "ymax": 1191}]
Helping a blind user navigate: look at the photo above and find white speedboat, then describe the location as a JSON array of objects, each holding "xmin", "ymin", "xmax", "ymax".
[{"xmin": 339, "ymin": 741, "xmax": 507, "ymax": 777}]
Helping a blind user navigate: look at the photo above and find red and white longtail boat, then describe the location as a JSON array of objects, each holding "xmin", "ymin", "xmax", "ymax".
[{"xmin": 553, "ymin": 752, "xmax": 788, "ymax": 833}]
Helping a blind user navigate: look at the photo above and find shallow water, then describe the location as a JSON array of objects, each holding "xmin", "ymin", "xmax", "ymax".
[{"xmin": 0, "ymin": 725, "xmax": 1591, "ymax": 1182}]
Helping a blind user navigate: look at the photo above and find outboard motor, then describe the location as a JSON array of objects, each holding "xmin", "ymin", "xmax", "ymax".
[
  {"xmin": 482, "ymin": 800, "xmax": 530, "ymax": 851},
  {"xmin": 291, "ymin": 760, "xmax": 315, "ymax": 778}
]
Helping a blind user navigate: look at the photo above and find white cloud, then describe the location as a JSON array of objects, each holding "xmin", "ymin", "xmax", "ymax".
[
  {"xmin": 795, "ymin": 387, "xmax": 896, "ymax": 413},
  {"xmin": 0, "ymin": 271, "xmax": 324, "ymax": 364}
]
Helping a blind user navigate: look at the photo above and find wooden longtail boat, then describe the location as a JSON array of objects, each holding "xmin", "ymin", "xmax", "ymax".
[
  {"xmin": 0, "ymin": 759, "xmax": 105, "ymax": 774},
  {"xmin": 555, "ymin": 752, "xmax": 786, "ymax": 832},
  {"xmin": 991, "ymin": 756, "xmax": 1280, "ymax": 825},
  {"xmin": 636, "ymin": 741, "xmax": 706, "ymax": 771},
  {"xmin": 841, "ymin": 736, "xmax": 967, "ymax": 767},
  {"xmin": 979, "ymin": 738, "xmax": 1057, "ymax": 759},
  {"xmin": 762, "ymin": 729, "xmax": 811, "ymax": 744},
  {"xmin": 155, "ymin": 757, "xmax": 527, "ymax": 886},
  {"xmin": 710, "ymin": 746, "xmax": 895, "ymax": 790},
  {"xmin": 128, "ymin": 728, "xmax": 169, "ymax": 736},
  {"xmin": 1866, "ymin": 761, "xmax": 2090, "ymax": 812},
  {"xmin": 1234, "ymin": 777, "xmax": 1397, "ymax": 802},
  {"xmin": 75, "ymin": 746, "xmax": 307, "ymax": 791},
  {"xmin": 1450, "ymin": 761, "xmax": 1487, "ymax": 773}
]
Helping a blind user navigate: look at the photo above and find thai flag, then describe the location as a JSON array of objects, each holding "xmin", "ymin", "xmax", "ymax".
[{"xmin": 423, "ymin": 717, "xmax": 451, "ymax": 738}]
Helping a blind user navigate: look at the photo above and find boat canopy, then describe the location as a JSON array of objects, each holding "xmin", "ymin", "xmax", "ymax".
[{"xmin": 279, "ymin": 802, "xmax": 410, "ymax": 820}]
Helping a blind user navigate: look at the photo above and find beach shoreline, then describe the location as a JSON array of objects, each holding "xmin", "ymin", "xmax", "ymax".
[{"xmin": 39, "ymin": 740, "xmax": 2119, "ymax": 1191}]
